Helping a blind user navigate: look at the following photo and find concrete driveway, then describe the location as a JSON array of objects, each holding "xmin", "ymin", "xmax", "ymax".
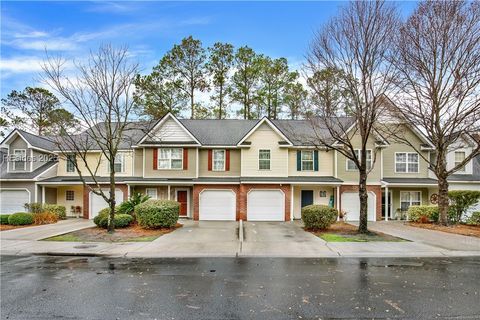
[
  {"xmin": 1, "ymin": 219, "xmax": 94, "ymax": 241},
  {"xmin": 241, "ymin": 221, "xmax": 337, "ymax": 257}
]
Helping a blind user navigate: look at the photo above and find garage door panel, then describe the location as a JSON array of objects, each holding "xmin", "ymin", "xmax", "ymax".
[
  {"xmin": 0, "ymin": 190, "xmax": 30, "ymax": 214},
  {"xmin": 247, "ymin": 190, "xmax": 284, "ymax": 221},
  {"xmin": 341, "ymin": 191, "xmax": 376, "ymax": 221},
  {"xmin": 199, "ymin": 190, "xmax": 236, "ymax": 221},
  {"xmin": 90, "ymin": 189, "xmax": 124, "ymax": 219}
]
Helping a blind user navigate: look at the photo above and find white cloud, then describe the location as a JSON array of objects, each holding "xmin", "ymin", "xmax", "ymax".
[{"xmin": 0, "ymin": 57, "xmax": 45, "ymax": 73}]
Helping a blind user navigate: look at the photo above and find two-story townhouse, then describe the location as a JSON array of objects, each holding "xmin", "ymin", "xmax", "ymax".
[
  {"xmin": 0, "ymin": 129, "xmax": 57, "ymax": 213},
  {"xmin": 1, "ymin": 113, "xmax": 479, "ymax": 222}
]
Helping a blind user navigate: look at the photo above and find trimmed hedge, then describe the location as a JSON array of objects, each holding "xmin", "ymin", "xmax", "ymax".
[
  {"xmin": 467, "ymin": 211, "xmax": 480, "ymax": 226},
  {"xmin": 93, "ymin": 207, "xmax": 133, "ymax": 229},
  {"xmin": 408, "ymin": 205, "xmax": 438, "ymax": 223},
  {"xmin": 301, "ymin": 205, "xmax": 338, "ymax": 230},
  {"xmin": 448, "ymin": 190, "xmax": 480, "ymax": 223},
  {"xmin": 43, "ymin": 204, "xmax": 67, "ymax": 220},
  {"xmin": 136, "ymin": 200, "xmax": 179, "ymax": 229},
  {"xmin": 0, "ymin": 214, "xmax": 10, "ymax": 225},
  {"xmin": 8, "ymin": 212, "xmax": 34, "ymax": 226}
]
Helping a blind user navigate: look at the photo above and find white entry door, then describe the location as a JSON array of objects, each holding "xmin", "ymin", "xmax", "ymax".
[
  {"xmin": 0, "ymin": 190, "xmax": 30, "ymax": 214},
  {"xmin": 199, "ymin": 190, "xmax": 236, "ymax": 221},
  {"xmin": 341, "ymin": 191, "xmax": 376, "ymax": 221},
  {"xmin": 89, "ymin": 189, "xmax": 124, "ymax": 219},
  {"xmin": 247, "ymin": 189, "xmax": 285, "ymax": 221}
]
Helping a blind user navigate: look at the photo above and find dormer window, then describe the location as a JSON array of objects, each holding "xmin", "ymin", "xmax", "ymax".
[
  {"xmin": 454, "ymin": 151, "xmax": 466, "ymax": 172},
  {"xmin": 13, "ymin": 149, "xmax": 26, "ymax": 171}
]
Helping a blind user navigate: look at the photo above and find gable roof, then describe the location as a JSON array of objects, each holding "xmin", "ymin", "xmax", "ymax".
[
  {"xmin": 0, "ymin": 149, "xmax": 57, "ymax": 180},
  {"xmin": 137, "ymin": 113, "xmax": 200, "ymax": 145},
  {"xmin": 236, "ymin": 117, "xmax": 293, "ymax": 146},
  {"xmin": 0, "ymin": 129, "xmax": 56, "ymax": 153}
]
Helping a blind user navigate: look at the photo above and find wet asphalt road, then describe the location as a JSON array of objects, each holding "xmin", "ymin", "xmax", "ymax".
[{"xmin": 1, "ymin": 255, "xmax": 479, "ymax": 320}]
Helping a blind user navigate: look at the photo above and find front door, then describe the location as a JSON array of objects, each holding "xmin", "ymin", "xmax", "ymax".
[
  {"xmin": 301, "ymin": 190, "xmax": 314, "ymax": 208},
  {"xmin": 177, "ymin": 190, "xmax": 188, "ymax": 216}
]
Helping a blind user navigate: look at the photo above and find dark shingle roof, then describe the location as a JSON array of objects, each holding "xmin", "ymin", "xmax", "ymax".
[
  {"xmin": 11, "ymin": 129, "xmax": 57, "ymax": 151},
  {"xmin": 179, "ymin": 119, "xmax": 258, "ymax": 145},
  {"xmin": 0, "ymin": 150, "xmax": 57, "ymax": 180},
  {"xmin": 382, "ymin": 177, "xmax": 438, "ymax": 185}
]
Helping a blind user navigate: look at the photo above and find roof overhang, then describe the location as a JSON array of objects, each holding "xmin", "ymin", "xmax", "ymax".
[{"xmin": 236, "ymin": 117, "xmax": 293, "ymax": 147}]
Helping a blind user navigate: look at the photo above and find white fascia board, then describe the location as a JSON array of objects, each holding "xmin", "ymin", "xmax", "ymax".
[{"xmin": 236, "ymin": 117, "xmax": 293, "ymax": 146}]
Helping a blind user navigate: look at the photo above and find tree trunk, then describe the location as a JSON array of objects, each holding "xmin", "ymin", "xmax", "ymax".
[
  {"xmin": 437, "ymin": 176, "xmax": 449, "ymax": 226},
  {"xmin": 190, "ymin": 92, "xmax": 194, "ymax": 119},
  {"xmin": 219, "ymin": 86, "xmax": 223, "ymax": 119},
  {"xmin": 358, "ymin": 169, "xmax": 369, "ymax": 234},
  {"xmin": 107, "ymin": 164, "xmax": 116, "ymax": 233}
]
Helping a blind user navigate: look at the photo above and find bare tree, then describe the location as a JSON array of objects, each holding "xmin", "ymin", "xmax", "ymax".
[
  {"xmin": 42, "ymin": 45, "xmax": 139, "ymax": 232},
  {"xmin": 306, "ymin": 1, "xmax": 400, "ymax": 233},
  {"xmin": 390, "ymin": 0, "xmax": 480, "ymax": 225}
]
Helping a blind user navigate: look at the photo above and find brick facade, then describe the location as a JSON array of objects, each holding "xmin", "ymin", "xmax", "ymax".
[
  {"xmin": 82, "ymin": 184, "xmax": 128, "ymax": 219},
  {"xmin": 339, "ymin": 184, "xmax": 382, "ymax": 221},
  {"xmin": 192, "ymin": 184, "xmax": 291, "ymax": 221}
]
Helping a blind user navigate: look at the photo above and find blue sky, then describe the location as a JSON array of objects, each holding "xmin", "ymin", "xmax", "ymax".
[{"xmin": 1, "ymin": 1, "xmax": 417, "ymax": 98}]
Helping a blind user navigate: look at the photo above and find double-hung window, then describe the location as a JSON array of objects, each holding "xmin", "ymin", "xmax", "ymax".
[
  {"xmin": 400, "ymin": 191, "xmax": 421, "ymax": 211},
  {"xmin": 259, "ymin": 149, "xmax": 271, "ymax": 170},
  {"xmin": 159, "ymin": 148, "xmax": 183, "ymax": 170},
  {"xmin": 213, "ymin": 150, "xmax": 226, "ymax": 171},
  {"xmin": 145, "ymin": 188, "xmax": 158, "ymax": 199},
  {"xmin": 66, "ymin": 154, "xmax": 76, "ymax": 173},
  {"xmin": 13, "ymin": 149, "xmax": 26, "ymax": 171},
  {"xmin": 454, "ymin": 151, "xmax": 466, "ymax": 172},
  {"xmin": 113, "ymin": 153, "xmax": 124, "ymax": 173},
  {"xmin": 346, "ymin": 150, "xmax": 372, "ymax": 171},
  {"xmin": 395, "ymin": 152, "xmax": 419, "ymax": 173},
  {"xmin": 301, "ymin": 151, "xmax": 314, "ymax": 171}
]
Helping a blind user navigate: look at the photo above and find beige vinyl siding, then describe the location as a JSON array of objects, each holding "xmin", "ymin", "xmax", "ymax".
[
  {"xmin": 134, "ymin": 148, "xmax": 143, "ymax": 176},
  {"xmin": 292, "ymin": 186, "xmax": 334, "ymax": 219},
  {"xmin": 199, "ymin": 149, "xmax": 240, "ymax": 177},
  {"xmin": 241, "ymin": 123, "xmax": 288, "ymax": 177},
  {"xmin": 383, "ymin": 126, "xmax": 430, "ymax": 178},
  {"xmin": 56, "ymin": 151, "xmax": 134, "ymax": 177},
  {"xmin": 144, "ymin": 147, "xmax": 196, "ymax": 178},
  {"xmin": 288, "ymin": 149, "xmax": 334, "ymax": 176},
  {"xmin": 56, "ymin": 185, "xmax": 84, "ymax": 216},
  {"xmin": 336, "ymin": 134, "xmax": 381, "ymax": 183},
  {"xmin": 151, "ymin": 118, "xmax": 193, "ymax": 142}
]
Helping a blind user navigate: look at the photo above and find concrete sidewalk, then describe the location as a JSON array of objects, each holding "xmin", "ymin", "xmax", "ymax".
[{"xmin": 1, "ymin": 219, "xmax": 479, "ymax": 258}]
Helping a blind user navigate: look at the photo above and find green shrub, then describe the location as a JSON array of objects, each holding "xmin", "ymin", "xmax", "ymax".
[
  {"xmin": 8, "ymin": 212, "xmax": 34, "ymax": 225},
  {"xmin": 24, "ymin": 202, "xmax": 43, "ymax": 213},
  {"xmin": 117, "ymin": 193, "xmax": 150, "ymax": 216},
  {"xmin": 408, "ymin": 205, "xmax": 439, "ymax": 223},
  {"xmin": 33, "ymin": 212, "xmax": 59, "ymax": 225},
  {"xmin": 43, "ymin": 204, "xmax": 67, "ymax": 220},
  {"xmin": 466, "ymin": 211, "xmax": 480, "ymax": 226},
  {"xmin": 93, "ymin": 207, "xmax": 132, "ymax": 229},
  {"xmin": 301, "ymin": 205, "xmax": 338, "ymax": 230},
  {"xmin": 0, "ymin": 214, "xmax": 10, "ymax": 225},
  {"xmin": 448, "ymin": 190, "xmax": 480, "ymax": 223},
  {"xmin": 136, "ymin": 200, "xmax": 179, "ymax": 229}
]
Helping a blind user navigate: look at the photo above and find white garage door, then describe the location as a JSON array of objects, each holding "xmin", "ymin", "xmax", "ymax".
[
  {"xmin": 341, "ymin": 191, "xmax": 376, "ymax": 221},
  {"xmin": 247, "ymin": 189, "xmax": 285, "ymax": 221},
  {"xmin": 0, "ymin": 190, "xmax": 30, "ymax": 214},
  {"xmin": 199, "ymin": 190, "xmax": 236, "ymax": 221},
  {"xmin": 90, "ymin": 189, "xmax": 124, "ymax": 219}
]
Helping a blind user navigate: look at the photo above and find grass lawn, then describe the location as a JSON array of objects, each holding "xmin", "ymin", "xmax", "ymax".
[
  {"xmin": 44, "ymin": 223, "xmax": 181, "ymax": 243},
  {"xmin": 309, "ymin": 222, "xmax": 406, "ymax": 242},
  {"xmin": 409, "ymin": 222, "xmax": 480, "ymax": 238}
]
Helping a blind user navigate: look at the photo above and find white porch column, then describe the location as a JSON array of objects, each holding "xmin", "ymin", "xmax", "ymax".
[
  {"xmin": 336, "ymin": 186, "xmax": 341, "ymax": 221},
  {"xmin": 290, "ymin": 185, "xmax": 294, "ymax": 221},
  {"xmin": 167, "ymin": 185, "xmax": 171, "ymax": 200},
  {"xmin": 385, "ymin": 186, "xmax": 389, "ymax": 221},
  {"xmin": 41, "ymin": 186, "xmax": 45, "ymax": 204},
  {"xmin": 127, "ymin": 185, "xmax": 131, "ymax": 198}
]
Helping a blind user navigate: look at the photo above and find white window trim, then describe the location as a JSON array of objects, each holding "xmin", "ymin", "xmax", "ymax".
[
  {"xmin": 400, "ymin": 191, "xmax": 422, "ymax": 210},
  {"xmin": 346, "ymin": 149, "xmax": 372, "ymax": 172},
  {"xmin": 145, "ymin": 188, "xmax": 158, "ymax": 199},
  {"xmin": 454, "ymin": 151, "xmax": 466, "ymax": 173},
  {"xmin": 258, "ymin": 149, "xmax": 271, "ymax": 171},
  {"xmin": 13, "ymin": 149, "xmax": 27, "ymax": 171},
  {"xmin": 158, "ymin": 148, "xmax": 184, "ymax": 170},
  {"xmin": 66, "ymin": 154, "xmax": 76, "ymax": 173},
  {"xmin": 301, "ymin": 150, "xmax": 314, "ymax": 172},
  {"xmin": 395, "ymin": 152, "xmax": 420, "ymax": 173},
  {"xmin": 113, "ymin": 153, "xmax": 125, "ymax": 173},
  {"xmin": 212, "ymin": 149, "xmax": 226, "ymax": 171},
  {"xmin": 65, "ymin": 190, "xmax": 75, "ymax": 201}
]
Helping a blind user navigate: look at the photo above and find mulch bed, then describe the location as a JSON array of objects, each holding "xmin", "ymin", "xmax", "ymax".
[
  {"xmin": 409, "ymin": 222, "xmax": 480, "ymax": 238},
  {"xmin": 0, "ymin": 224, "xmax": 35, "ymax": 231},
  {"xmin": 44, "ymin": 223, "xmax": 183, "ymax": 242},
  {"xmin": 307, "ymin": 222, "xmax": 404, "ymax": 242}
]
